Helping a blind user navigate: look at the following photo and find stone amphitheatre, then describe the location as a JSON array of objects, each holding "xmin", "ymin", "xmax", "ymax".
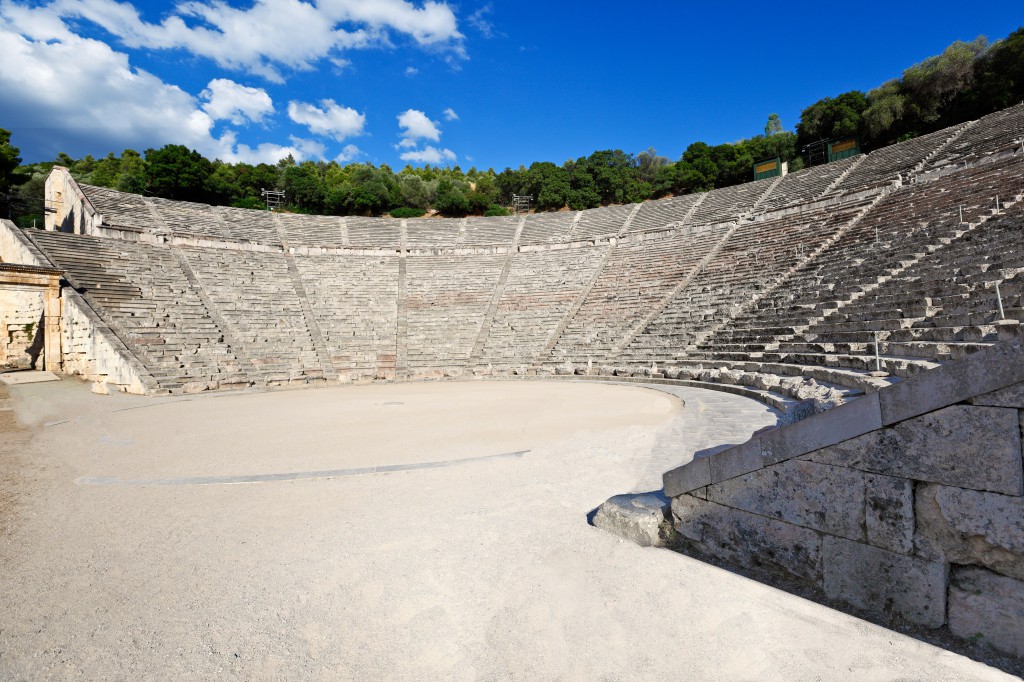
[{"xmin": 1, "ymin": 103, "xmax": 1024, "ymax": 678}]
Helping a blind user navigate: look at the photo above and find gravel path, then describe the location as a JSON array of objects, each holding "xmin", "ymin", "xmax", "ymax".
[{"xmin": 0, "ymin": 378, "xmax": 1012, "ymax": 680}]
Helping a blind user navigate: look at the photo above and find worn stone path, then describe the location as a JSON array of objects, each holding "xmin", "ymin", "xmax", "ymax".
[{"xmin": 0, "ymin": 378, "xmax": 1012, "ymax": 680}]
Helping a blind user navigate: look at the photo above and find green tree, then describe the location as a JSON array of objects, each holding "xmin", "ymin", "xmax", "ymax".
[
  {"xmin": 145, "ymin": 144, "xmax": 215, "ymax": 201},
  {"xmin": 116, "ymin": 150, "xmax": 148, "ymax": 194},
  {"xmin": 764, "ymin": 113, "xmax": 783, "ymax": 136},
  {"xmin": 796, "ymin": 91, "xmax": 868, "ymax": 149},
  {"xmin": 0, "ymin": 128, "xmax": 23, "ymax": 194}
]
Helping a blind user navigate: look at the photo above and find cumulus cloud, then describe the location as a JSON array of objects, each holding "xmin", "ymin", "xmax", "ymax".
[
  {"xmin": 442, "ymin": 107, "xmax": 458, "ymax": 121},
  {"xmin": 335, "ymin": 143, "xmax": 362, "ymax": 162},
  {"xmin": 0, "ymin": 6, "xmax": 320, "ymax": 164},
  {"xmin": 404, "ymin": 66, "xmax": 418, "ymax": 76},
  {"xmin": 42, "ymin": 0, "xmax": 464, "ymax": 81},
  {"xmin": 200, "ymin": 78, "xmax": 273, "ymax": 125},
  {"xmin": 287, "ymin": 99, "xmax": 366, "ymax": 141},
  {"xmin": 397, "ymin": 109, "xmax": 441, "ymax": 145},
  {"xmin": 399, "ymin": 145, "xmax": 455, "ymax": 164}
]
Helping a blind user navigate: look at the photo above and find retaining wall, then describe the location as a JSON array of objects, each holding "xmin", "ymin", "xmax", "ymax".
[{"xmin": 664, "ymin": 339, "xmax": 1024, "ymax": 656}]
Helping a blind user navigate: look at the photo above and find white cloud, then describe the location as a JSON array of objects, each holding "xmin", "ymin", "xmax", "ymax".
[
  {"xmin": 404, "ymin": 66, "xmax": 418, "ymax": 76},
  {"xmin": 287, "ymin": 99, "xmax": 366, "ymax": 141},
  {"xmin": 467, "ymin": 4, "xmax": 494, "ymax": 38},
  {"xmin": 45, "ymin": 0, "xmax": 464, "ymax": 80},
  {"xmin": 0, "ymin": 6, "xmax": 321, "ymax": 165},
  {"xmin": 335, "ymin": 143, "xmax": 362, "ymax": 162},
  {"xmin": 200, "ymin": 78, "xmax": 273, "ymax": 125},
  {"xmin": 442, "ymin": 107, "xmax": 458, "ymax": 121},
  {"xmin": 397, "ymin": 108, "xmax": 441, "ymax": 145},
  {"xmin": 399, "ymin": 145, "xmax": 455, "ymax": 164}
]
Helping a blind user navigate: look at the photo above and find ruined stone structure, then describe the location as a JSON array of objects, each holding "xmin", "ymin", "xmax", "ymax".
[{"xmin": 1, "ymin": 101, "xmax": 1022, "ymax": 656}]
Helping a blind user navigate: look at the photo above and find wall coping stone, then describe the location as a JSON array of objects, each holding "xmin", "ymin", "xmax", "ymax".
[{"xmin": 664, "ymin": 339, "xmax": 1024, "ymax": 497}]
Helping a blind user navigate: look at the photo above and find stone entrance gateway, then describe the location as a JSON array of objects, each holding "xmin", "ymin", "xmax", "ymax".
[{"xmin": 0, "ymin": 262, "xmax": 62, "ymax": 371}]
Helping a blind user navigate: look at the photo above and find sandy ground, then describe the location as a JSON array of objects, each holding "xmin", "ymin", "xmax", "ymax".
[{"xmin": 0, "ymin": 377, "xmax": 1014, "ymax": 680}]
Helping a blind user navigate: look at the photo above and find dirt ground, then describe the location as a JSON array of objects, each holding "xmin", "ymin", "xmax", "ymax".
[{"xmin": 0, "ymin": 378, "xmax": 1014, "ymax": 680}]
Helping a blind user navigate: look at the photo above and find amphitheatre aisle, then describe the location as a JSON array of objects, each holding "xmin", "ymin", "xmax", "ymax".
[{"xmin": 0, "ymin": 378, "xmax": 1012, "ymax": 679}]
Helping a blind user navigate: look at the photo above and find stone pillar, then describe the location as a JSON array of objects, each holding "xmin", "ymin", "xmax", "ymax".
[{"xmin": 43, "ymin": 282, "xmax": 62, "ymax": 372}]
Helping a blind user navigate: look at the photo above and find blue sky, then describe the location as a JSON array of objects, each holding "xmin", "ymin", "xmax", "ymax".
[{"xmin": 1, "ymin": 0, "xmax": 1021, "ymax": 168}]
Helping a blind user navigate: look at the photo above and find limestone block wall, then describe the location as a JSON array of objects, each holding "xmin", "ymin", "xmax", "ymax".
[
  {"xmin": 59, "ymin": 290, "xmax": 155, "ymax": 394},
  {"xmin": 0, "ymin": 284, "xmax": 44, "ymax": 368},
  {"xmin": 44, "ymin": 166, "xmax": 102, "ymax": 235},
  {"xmin": 664, "ymin": 340, "xmax": 1024, "ymax": 656}
]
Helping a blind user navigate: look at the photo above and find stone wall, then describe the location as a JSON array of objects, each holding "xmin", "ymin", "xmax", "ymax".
[
  {"xmin": 0, "ymin": 283, "xmax": 44, "ymax": 368},
  {"xmin": 664, "ymin": 340, "xmax": 1024, "ymax": 656},
  {"xmin": 44, "ymin": 166, "xmax": 101, "ymax": 235},
  {"xmin": 59, "ymin": 290, "xmax": 154, "ymax": 394}
]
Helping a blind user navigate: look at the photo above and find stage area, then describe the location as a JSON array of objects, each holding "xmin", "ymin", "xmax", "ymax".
[{"xmin": 0, "ymin": 379, "xmax": 1012, "ymax": 679}]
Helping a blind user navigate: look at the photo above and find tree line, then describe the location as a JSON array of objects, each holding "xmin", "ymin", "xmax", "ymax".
[{"xmin": 2, "ymin": 27, "xmax": 1021, "ymax": 226}]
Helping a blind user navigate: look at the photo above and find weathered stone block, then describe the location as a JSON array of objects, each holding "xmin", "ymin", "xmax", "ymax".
[
  {"xmin": 671, "ymin": 495, "xmax": 823, "ymax": 582},
  {"xmin": 663, "ymin": 456, "xmax": 710, "ymax": 497},
  {"xmin": 708, "ymin": 459, "xmax": 865, "ymax": 541},
  {"xmin": 757, "ymin": 392, "xmax": 881, "ymax": 464},
  {"xmin": 592, "ymin": 492, "xmax": 669, "ymax": 548},
  {"xmin": 915, "ymin": 483, "xmax": 1024, "ymax": 580},
  {"xmin": 880, "ymin": 340, "xmax": 1024, "ymax": 425},
  {"xmin": 864, "ymin": 474, "xmax": 914, "ymax": 555},
  {"xmin": 808, "ymin": 405, "xmax": 1023, "ymax": 495},
  {"xmin": 968, "ymin": 380, "xmax": 1024, "ymax": 408},
  {"xmin": 822, "ymin": 536, "xmax": 948, "ymax": 628},
  {"xmin": 708, "ymin": 437, "xmax": 765, "ymax": 483},
  {"xmin": 949, "ymin": 567, "xmax": 1024, "ymax": 657}
]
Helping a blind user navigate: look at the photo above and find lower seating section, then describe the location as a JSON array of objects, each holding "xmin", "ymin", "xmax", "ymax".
[
  {"xmin": 928, "ymin": 103, "xmax": 1024, "ymax": 170},
  {"xmin": 404, "ymin": 254, "xmax": 505, "ymax": 369},
  {"xmin": 176, "ymin": 246, "xmax": 324, "ymax": 383},
  {"xmin": 628, "ymin": 194, "xmax": 704, "ymax": 233},
  {"xmin": 796, "ymin": 204, "xmax": 1024, "ymax": 366},
  {"xmin": 574, "ymin": 204, "xmax": 635, "ymax": 238},
  {"xmin": 686, "ymin": 156, "xmax": 1024, "ymax": 388},
  {"xmin": 547, "ymin": 225, "xmax": 732, "ymax": 365},
  {"xmin": 29, "ymin": 231, "xmax": 247, "ymax": 391},
  {"xmin": 294, "ymin": 253, "xmax": 399, "ymax": 378},
  {"xmin": 478, "ymin": 247, "xmax": 608, "ymax": 369},
  {"xmin": 621, "ymin": 202, "xmax": 868, "ymax": 365},
  {"xmin": 689, "ymin": 178, "xmax": 775, "ymax": 225},
  {"xmin": 756, "ymin": 157, "xmax": 858, "ymax": 213}
]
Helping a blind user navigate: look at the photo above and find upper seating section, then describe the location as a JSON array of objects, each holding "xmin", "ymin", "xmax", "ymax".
[
  {"xmin": 756, "ymin": 156, "xmax": 858, "ymax": 213},
  {"xmin": 690, "ymin": 178, "xmax": 776, "ymax": 225},
  {"xmin": 574, "ymin": 204, "xmax": 635, "ymax": 238},
  {"xmin": 63, "ymin": 104, "xmax": 1021, "ymax": 252},
  {"xmin": 406, "ymin": 218, "xmax": 462, "ymax": 248},
  {"xmin": 520, "ymin": 211, "xmax": 576, "ymax": 243},
  {"xmin": 627, "ymin": 193, "xmax": 705, "ymax": 234},
  {"xmin": 831, "ymin": 126, "xmax": 964, "ymax": 192},
  {"xmin": 927, "ymin": 103, "xmax": 1024, "ymax": 170}
]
